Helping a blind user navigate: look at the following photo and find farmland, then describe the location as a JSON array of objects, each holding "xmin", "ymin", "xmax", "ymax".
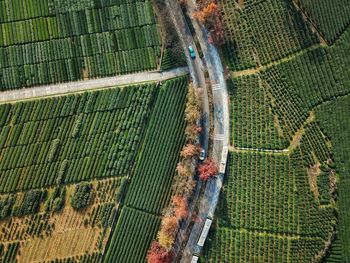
[
  {"xmin": 0, "ymin": 0, "xmax": 163, "ymax": 90},
  {"xmin": 221, "ymin": 0, "xmax": 317, "ymax": 70},
  {"xmin": 0, "ymin": 76, "xmax": 189, "ymax": 262},
  {"xmin": 203, "ymin": 147, "xmax": 335, "ymax": 262},
  {"xmin": 294, "ymin": 0, "xmax": 350, "ymax": 43},
  {"xmin": 203, "ymin": 0, "xmax": 350, "ymax": 261},
  {"xmin": 104, "ymin": 76, "xmax": 188, "ymax": 262},
  {"xmin": 316, "ymin": 95, "xmax": 350, "ymax": 262}
]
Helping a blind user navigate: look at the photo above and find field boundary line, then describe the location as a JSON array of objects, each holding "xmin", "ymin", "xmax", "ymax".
[{"xmin": 231, "ymin": 44, "xmax": 322, "ymax": 78}]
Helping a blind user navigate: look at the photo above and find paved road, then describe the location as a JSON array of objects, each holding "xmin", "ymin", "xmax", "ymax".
[
  {"xmin": 0, "ymin": 67, "xmax": 188, "ymax": 103},
  {"xmin": 179, "ymin": 0, "xmax": 230, "ymax": 262},
  {"xmin": 166, "ymin": 0, "xmax": 211, "ymax": 260},
  {"xmin": 166, "ymin": 0, "xmax": 210, "ymax": 153}
]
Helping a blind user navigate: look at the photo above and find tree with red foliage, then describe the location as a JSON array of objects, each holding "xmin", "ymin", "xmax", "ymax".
[
  {"xmin": 172, "ymin": 195, "xmax": 188, "ymax": 220},
  {"xmin": 147, "ymin": 241, "xmax": 173, "ymax": 263},
  {"xmin": 193, "ymin": 1, "xmax": 225, "ymax": 46},
  {"xmin": 198, "ymin": 159, "xmax": 218, "ymax": 181}
]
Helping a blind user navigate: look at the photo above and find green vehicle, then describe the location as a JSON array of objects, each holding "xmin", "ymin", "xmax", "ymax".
[{"xmin": 188, "ymin": 45, "xmax": 196, "ymax": 59}]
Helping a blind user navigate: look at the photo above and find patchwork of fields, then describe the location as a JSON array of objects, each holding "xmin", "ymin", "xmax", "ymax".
[
  {"xmin": 0, "ymin": 0, "xmax": 162, "ymax": 90},
  {"xmin": 205, "ymin": 0, "xmax": 350, "ymax": 262},
  {"xmin": 104, "ymin": 76, "xmax": 188, "ymax": 262},
  {"xmin": 0, "ymin": 76, "xmax": 188, "ymax": 262},
  {"xmin": 0, "ymin": 0, "xmax": 349, "ymax": 262}
]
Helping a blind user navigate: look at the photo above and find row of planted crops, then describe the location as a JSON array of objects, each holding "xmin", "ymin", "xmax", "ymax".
[
  {"xmin": 220, "ymin": 0, "xmax": 317, "ymax": 70},
  {"xmin": 204, "ymin": 14, "xmax": 350, "ymax": 262},
  {"xmin": 0, "ymin": 0, "xmax": 161, "ymax": 90},
  {"xmin": 104, "ymin": 76, "xmax": 188, "ymax": 263},
  {"xmin": 0, "ymin": 76, "xmax": 189, "ymax": 262},
  {"xmin": 0, "ymin": 83, "xmax": 157, "ymax": 193}
]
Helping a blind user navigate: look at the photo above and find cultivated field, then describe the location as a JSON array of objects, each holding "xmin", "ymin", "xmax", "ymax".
[
  {"xmin": 104, "ymin": 76, "xmax": 188, "ymax": 263},
  {"xmin": 316, "ymin": 95, "xmax": 350, "ymax": 262},
  {"xmin": 0, "ymin": 76, "xmax": 189, "ymax": 262},
  {"xmin": 205, "ymin": 1, "xmax": 350, "ymax": 261},
  {"xmin": 221, "ymin": 0, "xmax": 317, "ymax": 70},
  {"xmin": 294, "ymin": 0, "xmax": 350, "ymax": 43},
  {"xmin": 0, "ymin": 0, "xmax": 162, "ymax": 90}
]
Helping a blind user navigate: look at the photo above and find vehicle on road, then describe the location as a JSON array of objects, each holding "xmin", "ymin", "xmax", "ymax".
[
  {"xmin": 199, "ymin": 148, "xmax": 206, "ymax": 161},
  {"xmin": 189, "ymin": 45, "xmax": 196, "ymax": 59}
]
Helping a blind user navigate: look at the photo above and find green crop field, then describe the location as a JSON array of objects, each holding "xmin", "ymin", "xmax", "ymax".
[
  {"xmin": 229, "ymin": 75, "xmax": 288, "ymax": 150},
  {"xmin": 205, "ymin": 1, "xmax": 350, "ymax": 261},
  {"xmin": 316, "ymin": 95, "xmax": 350, "ymax": 262},
  {"xmin": 104, "ymin": 76, "xmax": 188, "ymax": 262},
  {"xmin": 0, "ymin": 83, "xmax": 156, "ymax": 192},
  {"xmin": 0, "ymin": 76, "xmax": 188, "ymax": 262},
  {"xmin": 0, "ymin": 0, "xmax": 162, "ymax": 90},
  {"xmin": 221, "ymin": 0, "xmax": 317, "ymax": 70},
  {"xmin": 294, "ymin": 0, "xmax": 350, "ymax": 43}
]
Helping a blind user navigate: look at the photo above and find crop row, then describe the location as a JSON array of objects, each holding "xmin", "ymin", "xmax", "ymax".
[
  {"xmin": 230, "ymin": 75, "xmax": 288, "ymax": 150},
  {"xmin": 104, "ymin": 206, "xmax": 160, "ymax": 263},
  {"xmin": 124, "ymin": 76, "xmax": 187, "ymax": 214},
  {"xmin": 218, "ymin": 152, "xmax": 298, "ymax": 233},
  {"xmin": 0, "ymin": 0, "xmax": 161, "ymax": 90},
  {"xmin": 298, "ymin": 122, "xmax": 332, "ymax": 167},
  {"xmin": 220, "ymin": 0, "xmax": 317, "ymax": 70},
  {"xmin": 0, "ymin": 0, "xmax": 151, "ymax": 23},
  {"xmin": 0, "ymin": 83, "xmax": 157, "ymax": 193},
  {"xmin": 260, "ymin": 68, "xmax": 309, "ymax": 141},
  {"xmin": 316, "ymin": 96, "xmax": 350, "ymax": 261},
  {"xmin": 0, "ymin": 1, "xmax": 155, "ymax": 46},
  {"xmin": 1, "ymin": 47, "xmax": 158, "ymax": 90},
  {"xmin": 104, "ymin": 76, "xmax": 188, "ymax": 262},
  {"xmin": 272, "ymin": 46, "xmax": 350, "ymax": 110},
  {"xmin": 205, "ymin": 149, "xmax": 336, "ymax": 261},
  {"xmin": 0, "ymin": 26, "xmax": 159, "ymax": 68},
  {"xmin": 203, "ymin": 228, "xmax": 290, "ymax": 263},
  {"xmin": 295, "ymin": 0, "xmax": 350, "ymax": 43},
  {"xmin": 203, "ymin": 231, "xmax": 325, "ymax": 263}
]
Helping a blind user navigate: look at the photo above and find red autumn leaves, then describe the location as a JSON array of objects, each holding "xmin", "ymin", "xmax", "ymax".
[
  {"xmin": 194, "ymin": 1, "xmax": 225, "ymax": 46},
  {"xmin": 198, "ymin": 158, "xmax": 218, "ymax": 181}
]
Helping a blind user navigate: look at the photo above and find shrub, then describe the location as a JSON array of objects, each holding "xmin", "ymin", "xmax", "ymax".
[
  {"xmin": 70, "ymin": 183, "xmax": 93, "ymax": 210},
  {"xmin": 147, "ymin": 241, "xmax": 173, "ymax": 263},
  {"xmin": 198, "ymin": 159, "xmax": 218, "ymax": 181}
]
